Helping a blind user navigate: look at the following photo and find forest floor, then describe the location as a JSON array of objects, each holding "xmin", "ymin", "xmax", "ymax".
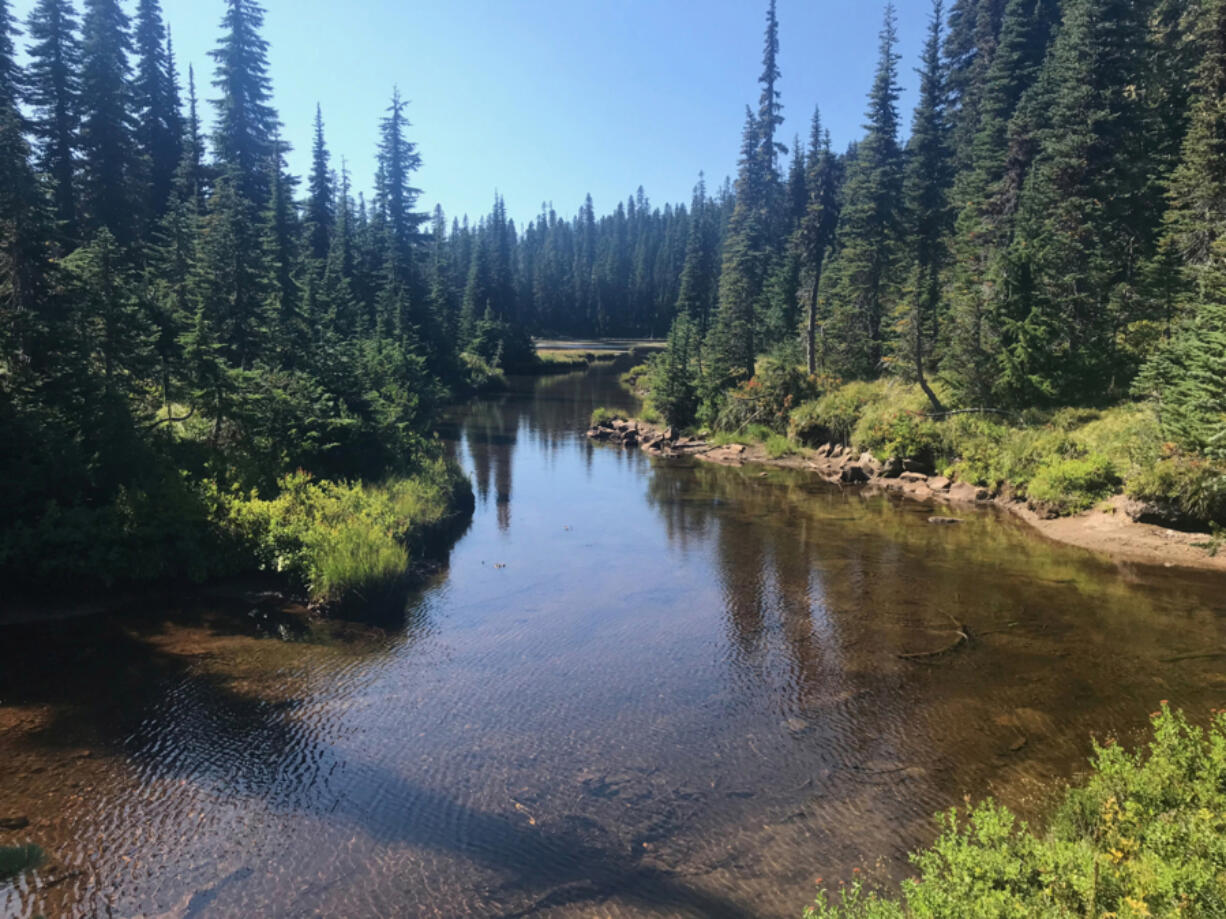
[{"xmin": 589, "ymin": 417, "xmax": 1226, "ymax": 574}]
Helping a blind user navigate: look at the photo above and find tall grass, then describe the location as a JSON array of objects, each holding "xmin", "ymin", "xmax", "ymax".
[{"xmin": 228, "ymin": 457, "xmax": 471, "ymax": 606}]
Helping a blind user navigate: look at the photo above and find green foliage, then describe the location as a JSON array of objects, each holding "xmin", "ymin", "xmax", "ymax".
[
  {"xmin": 807, "ymin": 706, "xmax": 1226, "ymax": 919},
  {"xmin": 590, "ymin": 406, "xmax": 623, "ymax": 427},
  {"xmin": 1027, "ymin": 453, "xmax": 1120, "ymax": 514},
  {"xmin": 713, "ymin": 355, "xmax": 823, "ymax": 434},
  {"xmin": 850, "ymin": 383, "xmax": 944, "ymax": 463},
  {"xmin": 1129, "ymin": 454, "xmax": 1226, "ymax": 528},
  {"xmin": 764, "ymin": 433, "xmax": 796, "ymax": 458},
  {"xmin": 226, "ymin": 458, "xmax": 469, "ymax": 606},
  {"xmin": 0, "ymin": 844, "xmax": 44, "ymax": 883},
  {"xmin": 460, "ymin": 351, "xmax": 507, "ymax": 393},
  {"xmin": 798, "ymin": 380, "xmax": 885, "ymax": 445}
]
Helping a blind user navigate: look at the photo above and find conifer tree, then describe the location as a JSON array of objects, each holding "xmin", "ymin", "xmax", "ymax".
[
  {"xmin": 796, "ymin": 108, "xmax": 841, "ymax": 374},
  {"xmin": 24, "ymin": 0, "xmax": 81, "ymax": 239},
  {"xmin": 133, "ymin": 0, "xmax": 179, "ymax": 222},
  {"xmin": 824, "ymin": 3, "xmax": 905, "ymax": 378},
  {"xmin": 898, "ymin": 0, "xmax": 952, "ymax": 410},
  {"xmin": 305, "ymin": 103, "xmax": 333, "ymax": 262},
  {"xmin": 1137, "ymin": 0, "xmax": 1226, "ymax": 458},
  {"xmin": 1003, "ymin": 0, "xmax": 1158, "ymax": 405},
  {"xmin": 943, "ymin": 0, "xmax": 1059, "ymax": 405},
  {"xmin": 209, "ymin": 0, "xmax": 277, "ymax": 204},
  {"xmin": 78, "ymin": 0, "xmax": 137, "ymax": 241},
  {"xmin": 675, "ymin": 174, "xmax": 717, "ymax": 335}
]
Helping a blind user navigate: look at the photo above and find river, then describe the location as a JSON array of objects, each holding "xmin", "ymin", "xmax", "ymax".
[{"xmin": 2, "ymin": 362, "xmax": 1224, "ymax": 918}]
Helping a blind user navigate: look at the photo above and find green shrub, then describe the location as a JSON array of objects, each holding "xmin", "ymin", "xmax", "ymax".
[
  {"xmin": 765, "ymin": 434, "xmax": 796, "ymax": 459},
  {"xmin": 806, "ymin": 706, "xmax": 1226, "ymax": 919},
  {"xmin": 1026, "ymin": 453, "xmax": 1120, "ymax": 513},
  {"xmin": 713, "ymin": 357, "xmax": 824, "ymax": 434},
  {"xmin": 805, "ymin": 380, "xmax": 885, "ymax": 445},
  {"xmin": 1129, "ymin": 454, "xmax": 1226, "ymax": 527},
  {"xmin": 590, "ymin": 406, "xmax": 623, "ymax": 426},
  {"xmin": 460, "ymin": 351, "xmax": 508, "ymax": 392}
]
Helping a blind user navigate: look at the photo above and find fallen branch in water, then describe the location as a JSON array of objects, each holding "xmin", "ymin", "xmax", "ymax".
[{"xmin": 899, "ymin": 620, "xmax": 970, "ymax": 662}]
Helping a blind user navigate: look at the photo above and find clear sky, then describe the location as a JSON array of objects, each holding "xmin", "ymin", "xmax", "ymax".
[{"xmin": 11, "ymin": 0, "xmax": 932, "ymax": 226}]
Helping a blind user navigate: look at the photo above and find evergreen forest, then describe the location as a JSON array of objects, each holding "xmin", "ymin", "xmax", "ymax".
[{"xmin": 2, "ymin": 0, "xmax": 1225, "ymax": 594}]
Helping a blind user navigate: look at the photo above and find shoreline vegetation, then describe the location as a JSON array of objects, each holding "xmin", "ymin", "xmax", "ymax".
[
  {"xmin": 806, "ymin": 705, "xmax": 1226, "ymax": 919},
  {"xmin": 590, "ymin": 374, "xmax": 1226, "ymax": 573}
]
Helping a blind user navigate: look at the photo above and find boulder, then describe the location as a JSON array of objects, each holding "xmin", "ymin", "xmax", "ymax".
[
  {"xmin": 841, "ymin": 464, "xmax": 870, "ymax": 484},
  {"xmin": 664, "ymin": 427, "xmax": 678, "ymax": 442},
  {"xmin": 949, "ymin": 481, "xmax": 989, "ymax": 503},
  {"xmin": 879, "ymin": 456, "xmax": 903, "ymax": 478},
  {"xmin": 903, "ymin": 457, "xmax": 935, "ymax": 475},
  {"xmin": 858, "ymin": 452, "xmax": 882, "ymax": 476},
  {"xmin": 899, "ymin": 471, "xmax": 929, "ymax": 484},
  {"xmin": 929, "ymin": 475, "xmax": 952, "ymax": 491},
  {"xmin": 816, "ymin": 442, "xmax": 834, "ymax": 458},
  {"xmin": 928, "ymin": 516, "xmax": 963, "ymax": 525}
]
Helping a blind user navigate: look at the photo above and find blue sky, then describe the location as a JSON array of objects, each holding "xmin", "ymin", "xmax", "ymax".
[{"xmin": 11, "ymin": 0, "xmax": 932, "ymax": 226}]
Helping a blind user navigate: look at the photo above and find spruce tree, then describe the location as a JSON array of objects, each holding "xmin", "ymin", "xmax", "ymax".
[
  {"xmin": 78, "ymin": 0, "xmax": 137, "ymax": 242},
  {"xmin": 209, "ymin": 0, "xmax": 277, "ymax": 204},
  {"xmin": 133, "ymin": 0, "xmax": 180, "ymax": 223},
  {"xmin": 1137, "ymin": 0, "xmax": 1226, "ymax": 458},
  {"xmin": 24, "ymin": 0, "xmax": 81, "ymax": 240},
  {"xmin": 675, "ymin": 173, "xmax": 717, "ymax": 335},
  {"xmin": 1003, "ymin": 0, "xmax": 1159, "ymax": 405},
  {"xmin": 823, "ymin": 3, "xmax": 905, "ymax": 378},
  {"xmin": 943, "ymin": 0, "xmax": 1059, "ymax": 405},
  {"xmin": 305, "ymin": 103, "xmax": 334, "ymax": 262},
  {"xmin": 898, "ymin": 0, "xmax": 952, "ymax": 410},
  {"xmin": 796, "ymin": 108, "xmax": 841, "ymax": 374}
]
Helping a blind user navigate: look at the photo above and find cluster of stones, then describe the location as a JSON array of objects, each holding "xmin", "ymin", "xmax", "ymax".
[
  {"xmin": 585, "ymin": 418, "xmax": 992, "ymax": 510},
  {"xmin": 807, "ymin": 442, "xmax": 991, "ymax": 506}
]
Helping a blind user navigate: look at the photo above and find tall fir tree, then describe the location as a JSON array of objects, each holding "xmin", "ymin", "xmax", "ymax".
[
  {"xmin": 209, "ymin": 0, "xmax": 277, "ymax": 204},
  {"xmin": 305, "ymin": 103, "xmax": 334, "ymax": 263},
  {"xmin": 133, "ymin": 0, "xmax": 180, "ymax": 224},
  {"xmin": 1137, "ymin": 0, "xmax": 1226, "ymax": 458},
  {"xmin": 824, "ymin": 3, "xmax": 906, "ymax": 378},
  {"xmin": 78, "ymin": 0, "xmax": 137, "ymax": 242},
  {"xmin": 796, "ymin": 108, "xmax": 841, "ymax": 374},
  {"xmin": 1002, "ymin": 0, "xmax": 1160, "ymax": 405},
  {"xmin": 897, "ymin": 0, "xmax": 952, "ymax": 410},
  {"xmin": 24, "ymin": 0, "xmax": 81, "ymax": 241}
]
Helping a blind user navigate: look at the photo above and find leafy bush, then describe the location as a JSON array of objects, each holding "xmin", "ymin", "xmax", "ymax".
[
  {"xmin": 806, "ymin": 706, "xmax": 1226, "ymax": 919},
  {"xmin": 590, "ymin": 406, "xmax": 624, "ymax": 427},
  {"xmin": 226, "ymin": 458, "xmax": 470, "ymax": 606},
  {"xmin": 1026, "ymin": 453, "xmax": 1120, "ymax": 514},
  {"xmin": 714, "ymin": 357, "xmax": 823, "ymax": 434},
  {"xmin": 765, "ymin": 434, "xmax": 796, "ymax": 459},
  {"xmin": 801, "ymin": 380, "xmax": 886, "ymax": 445},
  {"xmin": 1129, "ymin": 453, "xmax": 1226, "ymax": 527},
  {"xmin": 460, "ymin": 351, "xmax": 508, "ymax": 393}
]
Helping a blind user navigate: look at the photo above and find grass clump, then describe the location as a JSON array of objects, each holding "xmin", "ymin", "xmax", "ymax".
[
  {"xmin": 228, "ymin": 458, "xmax": 470, "ymax": 606},
  {"xmin": 590, "ymin": 406, "xmax": 624, "ymax": 427},
  {"xmin": 765, "ymin": 434, "xmax": 797, "ymax": 459},
  {"xmin": 806, "ymin": 705, "xmax": 1226, "ymax": 919}
]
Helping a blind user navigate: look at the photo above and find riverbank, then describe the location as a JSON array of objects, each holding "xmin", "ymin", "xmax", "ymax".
[
  {"xmin": 1, "ymin": 460, "xmax": 475, "ymax": 627},
  {"xmin": 588, "ymin": 416, "xmax": 1226, "ymax": 573}
]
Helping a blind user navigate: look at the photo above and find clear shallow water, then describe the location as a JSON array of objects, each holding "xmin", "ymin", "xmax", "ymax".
[{"xmin": 2, "ymin": 364, "xmax": 1225, "ymax": 919}]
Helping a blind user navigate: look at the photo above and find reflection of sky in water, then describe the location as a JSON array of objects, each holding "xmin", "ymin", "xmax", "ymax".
[{"xmin": 2, "ymin": 364, "xmax": 1225, "ymax": 919}]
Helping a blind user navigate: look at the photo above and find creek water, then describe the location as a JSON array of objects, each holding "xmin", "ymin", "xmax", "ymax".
[{"xmin": 2, "ymin": 362, "xmax": 1224, "ymax": 919}]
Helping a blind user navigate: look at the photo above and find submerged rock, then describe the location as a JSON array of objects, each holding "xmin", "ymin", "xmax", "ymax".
[{"xmin": 0, "ymin": 816, "xmax": 30, "ymax": 830}]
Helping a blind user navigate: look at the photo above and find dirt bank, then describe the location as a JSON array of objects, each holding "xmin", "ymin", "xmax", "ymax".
[{"xmin": 587, "ymin": 417, "xmax": 1226, "ymax": 574}]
